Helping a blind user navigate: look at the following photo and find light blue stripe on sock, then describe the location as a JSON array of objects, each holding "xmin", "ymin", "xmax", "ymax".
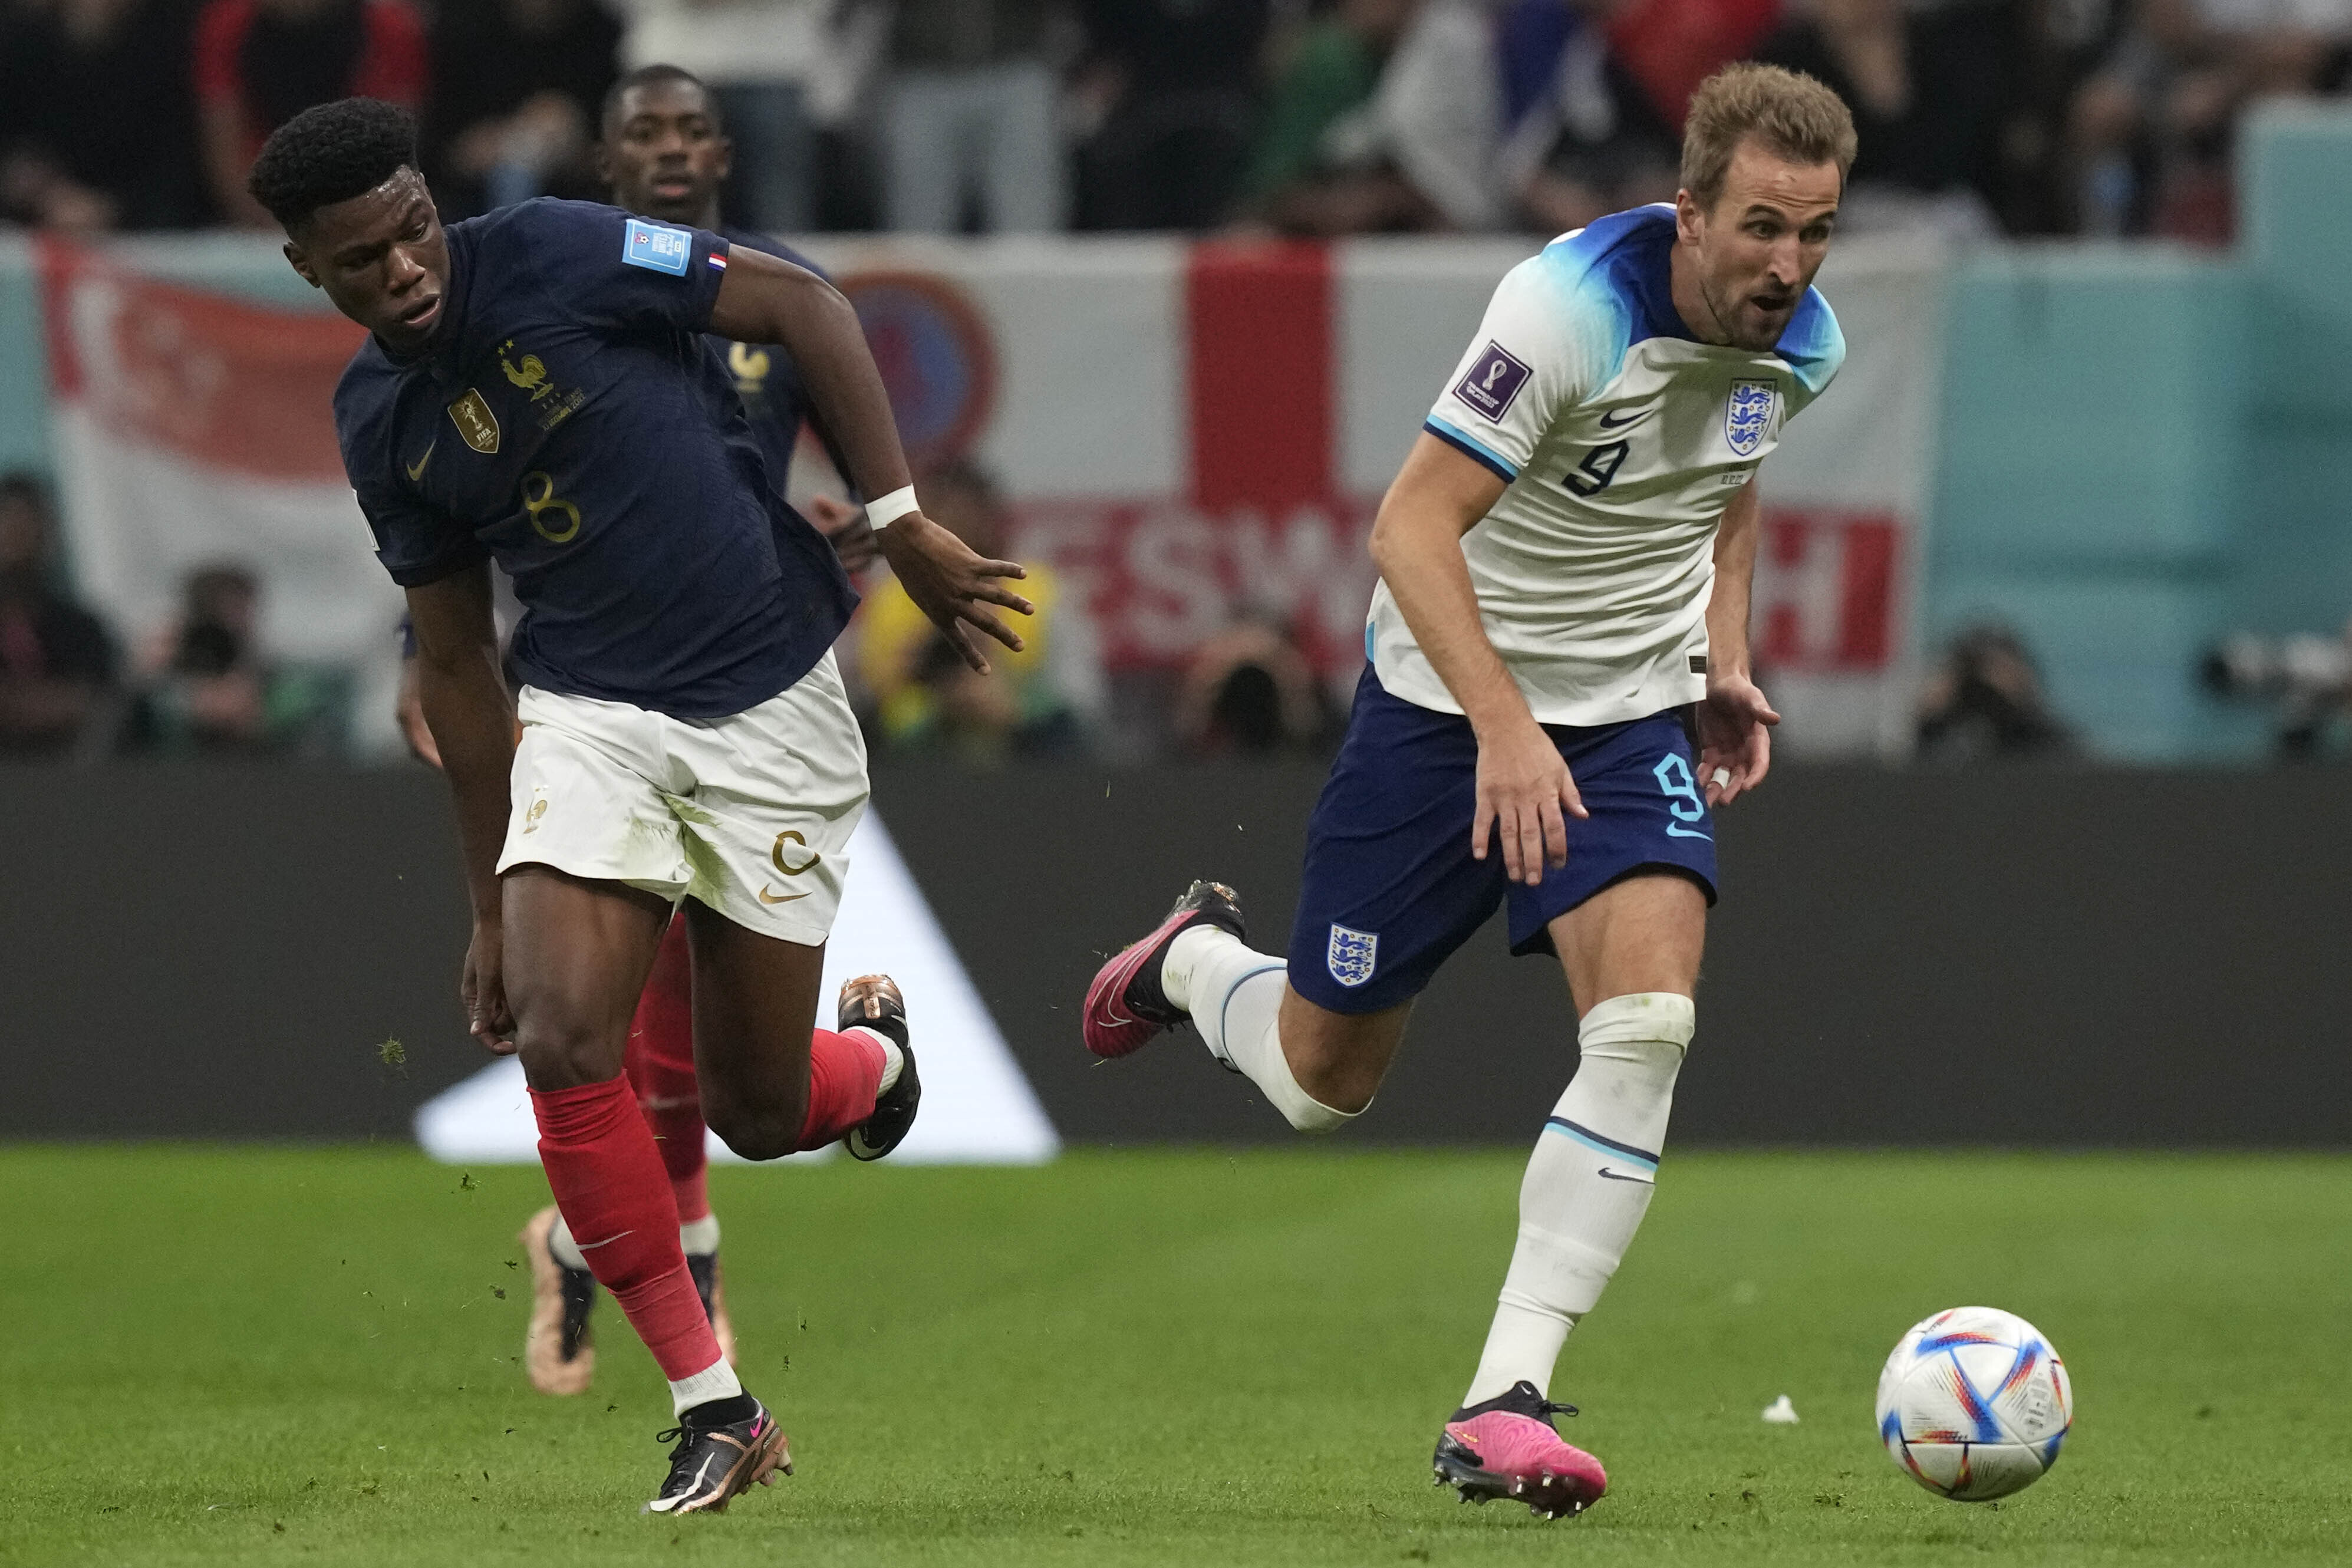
[
  {"xmin": 1215, "ymin": 964, "xmax": 1287, "ymax": 1057},
  {"xmin": 1543, "ymin": 1118, "xmax": 1660, "ymax": 1170}
]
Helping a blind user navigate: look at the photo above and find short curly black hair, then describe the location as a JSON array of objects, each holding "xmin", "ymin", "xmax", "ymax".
[{"xmin": 247, "ymin": 98, "xmax": 419, "ymax": 233}]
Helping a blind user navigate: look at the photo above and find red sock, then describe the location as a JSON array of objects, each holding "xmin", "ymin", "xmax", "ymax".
[
  {"xmin": 801, "ymin": 1029, "xmax": 888, "ymax": 1149},
  {"xmin": 624, "ymin": 915, "xmax": 709, "ymax": 1224},
  {"xmin": 531, "ymin": 1075, "xmax": 724, "ymax": 1382}
]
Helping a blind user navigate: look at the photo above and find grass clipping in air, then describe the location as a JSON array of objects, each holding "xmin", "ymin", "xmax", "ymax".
[{"xmin": 0, "ymin": 1147, "xmax": 2344, "ymax": 1566}]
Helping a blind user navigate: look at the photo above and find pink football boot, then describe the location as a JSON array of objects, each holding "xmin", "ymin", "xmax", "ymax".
[
  {"xmin": 1081, "ymin": 880, "xmax": 1247, "ymax": 1057},
  {"xmin": 1432, "ymin": 1381, "xmax": 1608, "ymax": 1520}
]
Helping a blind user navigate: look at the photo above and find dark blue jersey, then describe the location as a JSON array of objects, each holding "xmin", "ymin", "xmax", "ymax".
[
  {"xmin": 712, "ymin": 229, "xmax": 842, "ymax": 496},
  {"xmin": 335, "ymin": 199, "xmax": 855, "ymax": 719}
]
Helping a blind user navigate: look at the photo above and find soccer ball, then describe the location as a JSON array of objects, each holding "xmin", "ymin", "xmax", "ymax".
[{"xmin": 1876, "ymin": 1306, "xmax": 2072, "ymax": 1501}]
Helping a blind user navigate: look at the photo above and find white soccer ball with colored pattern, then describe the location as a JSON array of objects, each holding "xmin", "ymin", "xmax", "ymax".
[{"xmin": 1876, "ymin": 1306, "xmax": 2072, "ymax": 1501}]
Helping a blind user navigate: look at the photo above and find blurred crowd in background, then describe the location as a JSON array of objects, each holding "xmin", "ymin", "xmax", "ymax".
[
  {"xmin": 12, "ymin": 454, "xmax": 2349, "ymax": 767},
  {"xmin": 5, "ymin": 0, "xmax": 2352, "ymax": 244}
]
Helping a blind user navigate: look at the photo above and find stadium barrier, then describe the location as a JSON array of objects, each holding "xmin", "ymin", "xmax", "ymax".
[{"xmin": 4, "ymin": 763, "xmax": 2343, "ymax": 1149}]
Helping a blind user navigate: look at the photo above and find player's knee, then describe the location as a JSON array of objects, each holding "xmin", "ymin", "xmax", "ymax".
[
  {"xmin": 704, "ymin": 1093, "xmax": 807, "ymax": 1163},
  {"xmin": 515, "ymin": 1012, "xmax": 622, "ymax": 1091}
]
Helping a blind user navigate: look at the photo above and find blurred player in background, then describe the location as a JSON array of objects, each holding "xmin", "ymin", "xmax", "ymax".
[
  {"xmin": 256, "ymin": 97, "xmax": 1030, "ymax": 1514},
  {"xmin": 1083, "ymin": 63, "xmax": 1852, "ymax": 1518},
  {"xmin": 391, "ymin": 62, "xmax": 887, "ymax": 1406}
]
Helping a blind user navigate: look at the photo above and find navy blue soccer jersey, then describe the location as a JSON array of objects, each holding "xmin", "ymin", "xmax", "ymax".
[{"xmin": 334, "ymin": 198, "xmax": 855, "ymax": 719}]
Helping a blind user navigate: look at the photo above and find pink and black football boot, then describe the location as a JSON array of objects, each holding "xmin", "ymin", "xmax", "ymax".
[
  {"xmin": 1432, "ymin": 1381, "xmax": 1608, "ymax": 1520},
  {"xmin": 1081, "ymin": 880, "xmax": 1247, "ymax": 1058}
]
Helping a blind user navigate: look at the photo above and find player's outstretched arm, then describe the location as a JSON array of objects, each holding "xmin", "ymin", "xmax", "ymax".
[
  {"xmin": 1697, "ymin": 477, "xmax": 1779, "ymax": 806},
  {"xmin": 1371, "ymin": 433, "xmax": 1587, "ymax": 887},
  {"xmin": 406, "ymin": 564, "xmax": 520, "ymax": 1053},
  {"xmin": 707, "ymin": 249, "xmax": 1033, "ymax": 670}
]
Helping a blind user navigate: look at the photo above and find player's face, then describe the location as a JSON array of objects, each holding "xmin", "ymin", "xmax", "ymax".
[
  {"xmin": 283, "ymin": 167, "xmax": 450, "ymax": 355},
  {"xmin": 599, "ymin": 81, "xmax": 732, "ymax": 228},
  {"xmin": 1678, "ymin": 142, "xmax": 1840, "ymax": 352}
]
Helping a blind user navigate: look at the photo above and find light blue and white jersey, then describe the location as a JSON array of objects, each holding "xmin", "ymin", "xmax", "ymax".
[{"xmin": 1368, "ymin": 205, "xmax": 1844, "ymax": 727}]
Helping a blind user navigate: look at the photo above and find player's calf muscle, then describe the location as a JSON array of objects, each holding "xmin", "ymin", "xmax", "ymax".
[{"xmin": 1277, "ymin": 990, "xmax": 1409, "ymax": 1113}]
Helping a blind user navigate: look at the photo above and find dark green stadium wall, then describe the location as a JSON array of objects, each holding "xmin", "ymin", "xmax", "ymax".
[{"xmin": 1, "ymin": 764, "xmax": 2346, "ymax": 1147}]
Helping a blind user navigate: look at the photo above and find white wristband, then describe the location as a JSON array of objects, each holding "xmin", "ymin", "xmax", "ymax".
[{"xmin": 865, "ymin": 485, "xmax": 920, "ymax": 529}]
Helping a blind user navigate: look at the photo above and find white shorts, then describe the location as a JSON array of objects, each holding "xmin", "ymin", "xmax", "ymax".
[{"xmin": 497, "ymin": 651, "xmax": 869, "ymax": 946}]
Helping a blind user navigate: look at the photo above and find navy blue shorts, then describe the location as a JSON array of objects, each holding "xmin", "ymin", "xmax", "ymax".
[{"xmin": 1286, "ymin": 668, "xmax": 1718, "ymax": 1014}]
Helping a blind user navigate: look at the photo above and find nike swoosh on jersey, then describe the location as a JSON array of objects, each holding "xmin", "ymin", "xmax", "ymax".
[
  {"xmin": 1596, "ymin": 406, "xmax": 1652, "ymax": 429},
  {"xmin": 406, "ymin": 442, "xmax": 437, "ymax": 482}
]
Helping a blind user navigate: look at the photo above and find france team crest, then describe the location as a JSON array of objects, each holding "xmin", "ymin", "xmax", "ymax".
[
  {"xmin": 1725, "ymin": 379, "xmax": 1776, "ymax": 456},
  {"xmin": 1327, "ymin": 924, "xmax": 1378, "ymax": 987}
]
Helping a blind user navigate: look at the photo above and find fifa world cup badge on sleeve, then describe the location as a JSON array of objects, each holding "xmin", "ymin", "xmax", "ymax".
[
  {"xmin": 1454, "ymin": 342, "xmax": 1532, "ymax": 423},
  {"xmin": 622, "ymin": 218, "xmax": 693, "ymax": 276},
  {"xmin": 1725, "ymin": 380, "xmax": 1776, "ymax": 456},
  {"xmin": 1327, "ymin": 924, "xmax": 1379, "ymax": 988}
]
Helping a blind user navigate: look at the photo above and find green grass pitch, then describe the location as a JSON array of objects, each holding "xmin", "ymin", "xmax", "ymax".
[{"xmin": 3, "ymin": 1146, "xmax": 2346, "ymax": 1566}]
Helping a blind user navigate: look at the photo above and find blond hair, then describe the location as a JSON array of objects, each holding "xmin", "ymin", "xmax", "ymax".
[{"xmin": 1679, "ymin": 63, "xmax": 1857, "ymax": 210}]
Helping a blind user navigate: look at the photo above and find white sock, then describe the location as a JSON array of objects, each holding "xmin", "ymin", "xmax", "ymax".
[
  {"xmin": 668, "ymin": 1355, "xmax": 744, "ymax": 1417},
  {"xmin": 849, "ymin": 1026, "xmax": 905, "ymax": 1092},
  {"xmin": 1464, "ymin": 991, "xmax": 1693, "ymax": 1405},
  {"xmin": 1164, "ymin": 925, "xmax": 1358, "ymax": 1134},
  {"xmin": 546, "ymin": 1211, "xmax": 588, "ymax": 1271},
  {"xmin": 678, "ymin": 1213, "xmax": 720, "ymax": 1256}
]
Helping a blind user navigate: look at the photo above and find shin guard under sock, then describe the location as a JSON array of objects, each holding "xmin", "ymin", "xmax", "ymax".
[
  {"xmin": 1165, "ymin": 925, "xmax": 1358, "ymax": 1134},
  {"xmin": 531, "ymin": 1073, "xmax": 725, "ymax": 1385},
  {"xmin": 1465, "ymin": 992, "xmax": 1694, "ymax": 1404},
  {"xmin": 799, "ymin": 1029, "xmax": 887, "ymax": 1149}
]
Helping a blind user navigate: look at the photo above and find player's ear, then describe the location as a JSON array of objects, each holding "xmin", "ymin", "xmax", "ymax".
[
  {"xmin": 591, "ymin": 138, "xmax": 614, "ymax": 188},
  {"xmin": 1674, "ymin": 189, "xmax": 1703, "ymax": 247},
  {"xmin": 283, "ymin": 240, "xmax": 321, "ymax": 289}
]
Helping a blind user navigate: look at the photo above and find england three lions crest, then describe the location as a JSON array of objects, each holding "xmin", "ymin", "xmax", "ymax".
[
  {"xmin": 1724, "ymin": 379, "xmax": 1777, "ymax": 457},
  {"xmin": 1327, "ymin": 924, "xmax": 1378, "ymax": 988}
]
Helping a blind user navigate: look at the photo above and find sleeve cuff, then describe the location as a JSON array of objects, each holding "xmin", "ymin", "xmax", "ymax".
[
  {"xmin": 384, "ymin": 539, "xmax": 491, "ymax": 589},
  {"xmin": 1424, "ymin": 417, "xmax": 1519, "ymax": 483}
]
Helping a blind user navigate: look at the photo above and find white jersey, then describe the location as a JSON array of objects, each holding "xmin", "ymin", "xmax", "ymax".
[{"xmin": 1368, "ymin": 205, "xmax": 1844, "ymax": 727}]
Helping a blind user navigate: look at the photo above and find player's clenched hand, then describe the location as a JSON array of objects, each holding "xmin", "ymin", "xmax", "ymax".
[
  {"xmin": 1472, "ymin": 714, "xmax": 1587, "ymax": 887},
  {"xmin": 877, "ymin": 511, "xmax": 1035, "ymax": 673},
  {"xmin": 804, "ymin": 493, "xmax": 879, "ymax": 574},
  {"xmin": 1697, "ymin": 674, "xmax": 1779, "ymax": 806},
  {"xmin": 462, "ymin": 920, "xmax": 517, "ymax": 1055}
]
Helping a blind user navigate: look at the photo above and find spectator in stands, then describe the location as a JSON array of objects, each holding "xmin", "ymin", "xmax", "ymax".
[
  {"xmin": 129, "ymin": 564, "xmax": 340, "ymax": 755},
  {"xmin": 1606, "ymin": 0, "xmax": 1780, "ymax": 131},
  {"xmin": 1916, "ymin": 623, "xmax": 2076, "ymax": 765},
  {"xmin": 610, "ymin": 0, "xmax": 835, "ymax": 232},
  {"xmin": 1495, "ymin": 0, "xmax": 1681, "ymax": 234},
  {"xmin": 854, "ymin": 459, "xmax": 1103, "ymax": 758},
  {"xmin": 421, "ymin": 0, "xmax": 620, "ymax": 218},
  {"xmin": 1072, "ymin": 0, "xmax": 1270, "ymax": 230},
  {"xmin": 1173, "ymin": 610, "xmax": 1335, "ymax": 756},
  {"xmin": 194, "ymin": 0, "xmax": 426, "ymax": 229},
  {"xmin": 2070, "ymin": 0, "xmax": 2352, "ymax": 239},
  {"xmin": 1243, "ymin": 0, "xmax": 1505, "ymax": 234},
  {"xmin": 1754, "ymin": 0, "xmax": 2020, "ymax": 238},
  {"xmin": 0, "ymin": 473, "xmax": 118, "ymax": 761},
  {"xmin": 0, "ymin": 0, "xmax": 209, "ymax": 231},
  {"xmin": 882, "ymin": 0, "xmax": 1068, "ymax": 232}
]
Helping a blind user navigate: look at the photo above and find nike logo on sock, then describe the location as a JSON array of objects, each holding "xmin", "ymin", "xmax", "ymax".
[
  {"xmin": 1596, "ymin": 1168, "xmax": 1655, "ymax": 1185},
  {"xmin": 575, "ymin": 1230, "xmax": 634, "ymax": 1251}
]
